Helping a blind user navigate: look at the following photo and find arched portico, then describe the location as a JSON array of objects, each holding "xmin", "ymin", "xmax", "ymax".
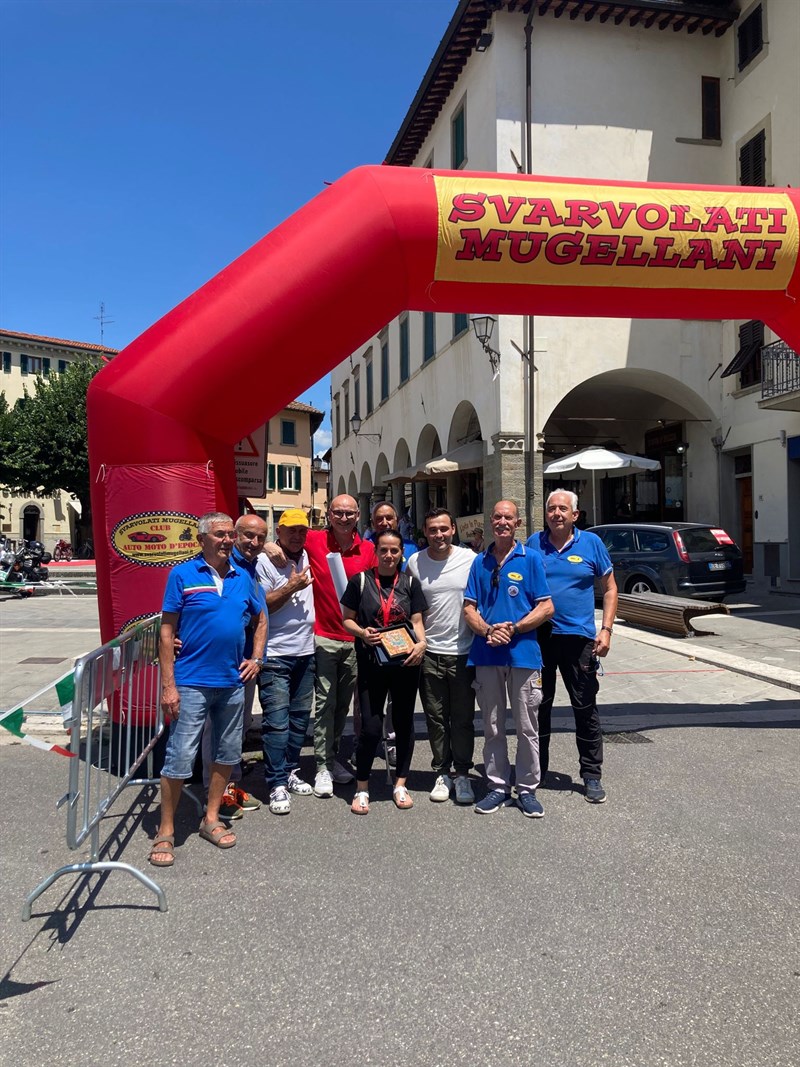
[{"xmin": 542, "ymin": 369, "xmax": 719, "ymax": 524}]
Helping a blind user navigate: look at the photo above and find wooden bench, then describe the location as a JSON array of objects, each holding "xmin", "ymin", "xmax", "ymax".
[{"xmin": 615, "ymin": 592, "xmax": 730, "ymax": 637}]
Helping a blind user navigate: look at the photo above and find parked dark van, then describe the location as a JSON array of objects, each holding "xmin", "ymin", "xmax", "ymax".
[{"xmin": 588, "ymin": 522, "xmax": 746, "ymax": 601}]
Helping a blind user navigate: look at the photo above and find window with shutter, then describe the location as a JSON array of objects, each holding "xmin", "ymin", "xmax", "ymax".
[
  {"xmin": 423, "ymin": 313, "xmax": 436, "ymax": 362},
  {"xmin": 739, "ymin": 129, "xmax": 766, "ymax": 186},
  {"xmin": 737, "ymin": 5, "xmax": 763, "ymax": 72},
  {"xmin": 453, "ymin": 313, "xmax": 469, "ymax": 339},
  {"xmin": 721, "ymin": 320, "xmax": 764, "ymax": 384},
  {"xmin": 399, "ymin": 316, "xmax": 409, "ymax": 384},
  {"xmin": 2, "ymin": 352, "xmax": 10, "ymax": 374}
]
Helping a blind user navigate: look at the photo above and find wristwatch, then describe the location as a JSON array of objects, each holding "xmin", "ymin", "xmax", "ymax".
[{"xmin": 600, "ymin": 625, "xmax": 613, "ymax": 635}]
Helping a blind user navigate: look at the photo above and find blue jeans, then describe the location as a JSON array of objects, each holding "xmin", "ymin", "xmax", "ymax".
[
  {"xmin": 161, "ymin": 686, "xmax": 244, "ymax": 780},
  {"xmin": 258, "ymin": 655, "xmax": 315, "ymax": 791}
]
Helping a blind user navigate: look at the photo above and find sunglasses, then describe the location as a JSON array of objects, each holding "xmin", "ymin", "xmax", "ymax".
[
  {"xmin": 330, "ymin": 510, "xmax": 358, "ymax": 519},
  {"xmin": 491, "ymin": 567, "xmax": 500, "ymax": 589}
]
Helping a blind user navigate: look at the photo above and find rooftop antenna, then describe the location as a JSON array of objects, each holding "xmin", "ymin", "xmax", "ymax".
[{"xmin": 94, "ymin": 301, "xmax": 115, "ymax": 348}]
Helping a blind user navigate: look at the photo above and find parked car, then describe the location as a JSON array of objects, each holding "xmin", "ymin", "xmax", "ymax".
[{"xmin": 588, "ymin": 522, "xmax": 746, "ymax": 601}]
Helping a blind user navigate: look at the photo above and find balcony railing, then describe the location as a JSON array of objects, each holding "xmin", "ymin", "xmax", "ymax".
[{"xmin": 761, "ymin": 340, "xmax": 800, "ymax": 399}]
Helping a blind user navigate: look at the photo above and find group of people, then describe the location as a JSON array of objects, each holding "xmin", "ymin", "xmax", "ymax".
[{"xmin": 148, "ymin": 489, "xmax": 618, "ymax": 866}]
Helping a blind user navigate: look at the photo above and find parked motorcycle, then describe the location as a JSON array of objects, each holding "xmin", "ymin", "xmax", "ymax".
[
  {"xmin": 53, "ymin": 538, "xmax": 74, "ymax": 561},
  {"xmin": 0, "ymin": 539, "xmax": 52, "ymax": 586}
]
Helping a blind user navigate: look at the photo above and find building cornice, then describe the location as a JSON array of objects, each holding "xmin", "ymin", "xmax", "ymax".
[{"xmin": 385, "ymin": 0, "xmax": 738, "ymax": 167}]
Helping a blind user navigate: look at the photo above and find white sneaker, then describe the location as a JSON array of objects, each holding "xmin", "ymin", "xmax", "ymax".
[
  {"xmin": 430, "ymin": 774, "xmax": 453, "ymax": 802},
  {"xmin": 287, "ymin": 770, "xmax": 313, "ymax": 795},
  {"xmin": 313, "ymin": 769, "xmax": 334, "ymax": 798},
  {"xmin": 454, "ymin": 775, "xmax": 475, "ymax": 805},
  {"xmin": 269, "ymin": 786, "xmax": 291, "ymax": 815},
  {"xmin": 331, "ymin": 760, "xmax": 355, "ymax": 784}
]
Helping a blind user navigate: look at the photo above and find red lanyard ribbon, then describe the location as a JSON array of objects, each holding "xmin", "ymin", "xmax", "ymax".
[{"xmin": 373, "ymin": 568, "xmax": 399, "ymax": 628}]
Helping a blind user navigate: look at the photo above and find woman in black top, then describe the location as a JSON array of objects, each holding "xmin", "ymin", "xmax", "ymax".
[{"xmin": 340, "ymin": 529, "xmax": 427, "ymax": 813}]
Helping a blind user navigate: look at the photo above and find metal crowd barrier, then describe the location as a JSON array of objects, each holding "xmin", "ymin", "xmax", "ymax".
[{"xmin": 22, "ymin": 615, "xmax": 169, "ymax": 920}]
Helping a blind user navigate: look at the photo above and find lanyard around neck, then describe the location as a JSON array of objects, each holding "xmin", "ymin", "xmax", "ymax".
[{"xmin": 373, "ymin": 568, "xmax": 399, "ymax": 628}]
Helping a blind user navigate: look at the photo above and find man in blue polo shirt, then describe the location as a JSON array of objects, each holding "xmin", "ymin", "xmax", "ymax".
[
  {"xmin": 464, "ymin": 500, "xmax": 553, "ymax": 817},
  {"xmin": 149, "ymin": 512, "xmax": 266, "ymax": 866},
  {"xmin": 527, "ymin": 489, "xmax": 618, "ymax": 804}
]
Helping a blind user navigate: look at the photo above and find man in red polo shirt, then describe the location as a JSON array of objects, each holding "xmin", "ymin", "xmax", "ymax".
[{"xmin": 267, "ymin": 494, "xmax": 376, "ymax": 797}]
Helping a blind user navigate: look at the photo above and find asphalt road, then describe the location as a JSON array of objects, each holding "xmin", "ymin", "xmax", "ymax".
[{"xmin": 1, "ymin": 592, "xmax": 798, "ymax": 1066}]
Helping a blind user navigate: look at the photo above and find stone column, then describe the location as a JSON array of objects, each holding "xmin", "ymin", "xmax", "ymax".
[{"xmin": 489, "ymin": 431, "xmax": 528, "ymax": 538}]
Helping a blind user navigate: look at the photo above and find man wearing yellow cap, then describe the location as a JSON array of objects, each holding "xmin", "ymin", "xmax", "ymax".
[{"xmin": 255, "ymin": 508, "xmax": 316, "ymax": 814}]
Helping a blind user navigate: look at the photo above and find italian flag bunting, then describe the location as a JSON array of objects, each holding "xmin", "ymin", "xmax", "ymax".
[{"xmin": 0, "ymin": 668, "xmax": 77, "ymax": 757}]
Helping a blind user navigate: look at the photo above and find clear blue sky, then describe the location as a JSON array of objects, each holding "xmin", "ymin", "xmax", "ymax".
[{"xmin": 0, "ymin": 0, "xmax": 456, "ymax": 451}]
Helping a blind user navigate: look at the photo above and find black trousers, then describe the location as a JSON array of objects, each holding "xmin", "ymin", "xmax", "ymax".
[
  {"xmin": 354, "ymin": 650, "xmax": 420, "ymax": 781},
  {"xmin": 538, "ymin": 631, "xmax": 603, "ymax": 780}
]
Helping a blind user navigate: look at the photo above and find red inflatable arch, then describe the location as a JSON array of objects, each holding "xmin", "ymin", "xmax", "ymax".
[{"xmin": 89, "ymin": 165, "xmax": 800, "ymax": 639}]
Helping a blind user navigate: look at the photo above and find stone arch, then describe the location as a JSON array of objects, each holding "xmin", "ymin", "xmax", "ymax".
[
  {"xmin": 414, "ymin": 423, "xmax": 442, "ymax": 465},
  {"xmin": 543, "ymin": 368, "xmax": 719, "ymax": 524},
  {"xmin": 447, "ymin": 401, "xmax": 482, "ymax": 451}
]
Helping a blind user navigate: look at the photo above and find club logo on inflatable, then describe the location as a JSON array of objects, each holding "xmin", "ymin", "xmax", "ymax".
[{"xmin": 111, "ymin": 511, "xmax": 199, "ymax": 567}]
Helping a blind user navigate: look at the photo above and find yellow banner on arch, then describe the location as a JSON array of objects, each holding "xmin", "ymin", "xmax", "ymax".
[{"xmin": 434, "ymin": 177, "xmax": 799, "ymax": 290}]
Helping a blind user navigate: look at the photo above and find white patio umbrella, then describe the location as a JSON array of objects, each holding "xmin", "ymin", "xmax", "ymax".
[{"xmin": 543, "ymin": 447, "xmax": 661, "ymax": 526}]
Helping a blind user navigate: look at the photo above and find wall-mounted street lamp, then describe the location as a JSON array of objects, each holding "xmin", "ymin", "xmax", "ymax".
[
  {"xmin": 350, "ymin": 412, "xmax": 382, "ymax": 443},
  {"xmin": 471, "ymin": 316, "xmax": 501, "ymax": 376},
  {"xmin": 676, "ymin": 442, "xmax": 689, "ymax": 454}
]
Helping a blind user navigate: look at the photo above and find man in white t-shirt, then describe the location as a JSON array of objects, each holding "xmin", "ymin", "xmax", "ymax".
[
  {"xmin": 406, "ymin": 507, "xmax": 476, "ymax": 805},
  {"xmin": 256, "ymin": 509, "xmax": 316, "ymax": 815}
]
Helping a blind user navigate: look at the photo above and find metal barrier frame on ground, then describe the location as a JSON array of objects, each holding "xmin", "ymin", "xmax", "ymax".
[{"xmin": 22, "ymin": 615, "xmax": 168, "ymax": 920}]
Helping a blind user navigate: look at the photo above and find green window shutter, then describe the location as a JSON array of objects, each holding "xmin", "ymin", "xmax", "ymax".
[
  {"xmin": 20, "ymin": 354, "xmax": 29, "ymax": 375},
  {"xmin": 43, "ymin": 357, "xmax": 51, "ymax": 375},
  {"xmin": 58, "ymin": 360, "xmax": 68, "ymax": 373},
  {"xmin": 268, "ymin": 463, "xmax": 276, "ymax": 491},
  {"xmin": 2, "ymin": 352, "xmax": 10, "ymax": 373},
  {"xmin": 295, "ymin": 465, "xmax": 301, "ymax": 492}
]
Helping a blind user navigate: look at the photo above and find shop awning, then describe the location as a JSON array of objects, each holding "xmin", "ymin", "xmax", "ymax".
[
  {"xmin": 422, "ymin": 440, "xmax": 483, "ymax": 475},
  {"xmin": 382, "ymin": 440, "xmax": 484, "ymax": 484}
]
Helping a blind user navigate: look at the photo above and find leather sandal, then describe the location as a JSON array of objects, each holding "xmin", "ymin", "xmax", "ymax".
[
  {"xmin": 351, "ymin": 790, "xmax": 370, "ymax": 815},
  {"xmin": 198, "ymin": 818, "xmax": 236, "ymax": 848},
  {"xmin": 148, "ymin": 834, "xmax": 175, "ymax": 867}
]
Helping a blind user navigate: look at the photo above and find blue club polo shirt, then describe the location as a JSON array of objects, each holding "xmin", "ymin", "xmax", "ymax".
[
  {"xmin": 162, "ymin": 555, "xmax": 264, "ymax": 687},
  {"xmin": 526, "ymin": 528, "xmax": 612, "ymax": 639},
  {"xmin": 231, "ymin": 545, "xmax": 263, "ymax": 659},
  {"xmin": 464, "ymin": 541, "xmax": 552, "ymax": 669}
]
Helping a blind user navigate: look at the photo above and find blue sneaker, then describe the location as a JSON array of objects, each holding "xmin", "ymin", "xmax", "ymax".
[
  {"xmin": 584, "ymin": 778, "xmax": 607, "ymax": 804},
  {"xmin": 474, "ymin": 789, "xmax": 511, "ymax": 814},
  {"xmin": 518, "ymin": 790, "xmax": 544, "ymax": 818}
]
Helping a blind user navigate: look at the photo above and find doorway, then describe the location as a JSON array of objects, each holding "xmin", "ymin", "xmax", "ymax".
[
  {"xmin": 22, "ymin": 504, "xmax": 41, "ymax": 543},
  {"xmin": 737, "ymin": 476, "xmax": 754, "ymax": 573}
]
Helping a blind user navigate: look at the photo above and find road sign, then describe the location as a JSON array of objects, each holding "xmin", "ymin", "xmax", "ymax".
[{"xmin": 235, "ymin": 423, "xmax": 267, "ymax": 497}]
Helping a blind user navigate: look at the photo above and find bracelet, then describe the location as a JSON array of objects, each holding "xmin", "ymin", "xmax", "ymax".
[
  {"xmin": 485, "ymin": 624, "xmax": 493, "ymax": 639},
  {"xmin": 601, "ymin": 625, "xmax": 613, "ymax": 635},
  {"xmin": 512, "ymin": 622, "xmax": 519, "ymax": 636}
]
